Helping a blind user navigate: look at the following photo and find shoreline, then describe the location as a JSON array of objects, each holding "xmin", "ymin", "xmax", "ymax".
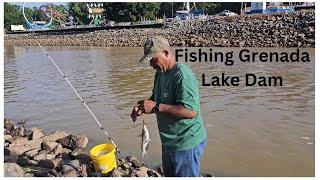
[
  {"xmin": 4, "ymin": 11, "xmax": 315, "ymax": 48},
  {"xmin": 4, "ymin": 118, "xmax": 163, "ymax": 177}
]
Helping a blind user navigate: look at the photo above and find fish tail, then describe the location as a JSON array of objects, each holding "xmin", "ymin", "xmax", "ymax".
[{"xmin": 141, "ymin": 150, "xmax": 148, "ymax": 160}]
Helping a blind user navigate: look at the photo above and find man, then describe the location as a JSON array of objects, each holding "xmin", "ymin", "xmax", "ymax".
[{"xmin": 131, "ymin": 36, "xmax": 207, "ymax": 177}]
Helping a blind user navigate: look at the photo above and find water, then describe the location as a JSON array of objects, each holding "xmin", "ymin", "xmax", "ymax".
[{"xmin": 4, "ymin": 46, "xmax": 314, "ymax": 176}]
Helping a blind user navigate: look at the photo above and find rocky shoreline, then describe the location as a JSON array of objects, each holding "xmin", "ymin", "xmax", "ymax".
[
  {"xmin": 4, "ymin": 118, "xmax": 163, "ymax": 177},
  {"xmin": 4, "ymin": 10, "xmax": 315, "ymax": 48}
]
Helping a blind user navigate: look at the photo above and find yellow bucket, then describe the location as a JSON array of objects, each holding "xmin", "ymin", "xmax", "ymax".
[{"xmin": 90, "ymin": 144, "xmax": 117, "ymax": 174}]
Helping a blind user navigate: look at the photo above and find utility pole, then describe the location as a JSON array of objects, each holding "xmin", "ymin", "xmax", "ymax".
[{"xmin": 171, "ymin": 2, "xmax": 173, "ymax": 18}]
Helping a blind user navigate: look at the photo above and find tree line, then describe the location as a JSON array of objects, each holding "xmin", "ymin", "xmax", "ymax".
[{"xmin": 4, "ymin": 2, "xmax": 241, "ymax": 30}]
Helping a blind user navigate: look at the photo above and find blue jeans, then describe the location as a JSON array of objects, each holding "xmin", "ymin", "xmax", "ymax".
[{"xmin": 162, "ymin": 139, "xmax": 207, "ymax": 177}]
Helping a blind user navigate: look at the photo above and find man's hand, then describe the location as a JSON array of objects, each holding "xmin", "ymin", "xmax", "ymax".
[
  {"xmin": 138, "ymin": 99, "xmax": 156, "ymax": 114},
  {"xmin": 131, "ymin": 106, "xmax": 142, "ymax": 122}
]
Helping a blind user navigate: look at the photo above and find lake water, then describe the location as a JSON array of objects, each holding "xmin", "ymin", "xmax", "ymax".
[{"xmin": 4, "ymin": 46, "xmax": 314, "ymax": 176}]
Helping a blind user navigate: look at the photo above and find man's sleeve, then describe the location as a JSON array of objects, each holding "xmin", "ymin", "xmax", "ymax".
[
  {"xmin": 174, "ymin": 73, "xmax": 198, "ymax": 112},
  {"xmin": 150, "ymin": 72, "xmax": 159, "ymax": 101}
]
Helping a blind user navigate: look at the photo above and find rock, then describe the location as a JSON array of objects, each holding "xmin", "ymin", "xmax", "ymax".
[
  {"xmin": 52, "ymin": 144, "xmax": 63, "ymax": 156},
  {"xmin": 5, "ymin": 147, "xmax": 10, "ymax": 155},
  {"xmin": 89, "ymin": 172, "xmax": 102, "ymax": 177},
  {"xmin": 62, "ymin": 147, "xmax": 72, "ymax": 154},
  {"xmin": 38, "ymin": 149, "xmax": 50, "ymax": 155},
  {"xmin": 33, "ymin": 153, "xmax": 56, "ymax": 161},
  {"xmin": 4, "ymin": 163, "xmax": 24, "ymax": 177},
  {"xmin": 121, "ymin": 163, "xmax": 131, "ymax": 171},
  {"xmin": 112, "ymin": 169, "xmax": 124, "ymax": 177},
  {"xmin": 4, "ymin": 118, "xmax": 16, "ymax": 132},
  {"xmin": 11, "ymin": 136, "xmax": 29, "ymax": 144},
  {"xmin": 135, "ymin": 167, "xmax": 149, "ymax": 177},
  {"xmin": 17, "ymin": 156, "xmax": 38, "ymax": 167},
  {"xmin": 30, "ymin": 127, "xmax": 45, "ymax": 140},
  {"xmin": 33, "ymin": 170, "xmax": 49, "ymax": 177},
  {"xmin": 4, "ymin": 155, "xmax": 18, "ymax": 163},
  {"xmin": 25, "ymin": 149, "xmax": 40, "ymax": 158},
  {"xmin": 38, "ymin": 158, "xmax": 62, "ymax": 169},
  {"xmin": 22, "ymin": 166, "xmax": 50, "ymax": 177},
  {"xmin": 7, "ymin": 139, "xmax": 43, "ymax": 155},
  {"xmin": 117, "ymin": 158, "xmax": 126, "ymax": 166},
  {"xmin": 42, "ymin": 141, "xmax": 59, "ymax": 152},
  {"xmin": 42, "ymin": 130, "xmax": 70, "ymax": 142},
  {"xmin": 80, "ymin": 164, "xmax": 88, "ymax": 177},
  {"xmin": 201, "ymin": 173, "xmax": 213, "ymax": 177},
  {"xmin": 24, "ymin": 173, "xmax": 34, "ymax": 177},
  {"xmin": 63, "ymin": 169, "xmax": 78, "ymax": 177},
  {"xmin": 75, "ymin": 154, "xmax": 91, "ymax": 164},
  {"xmin": 61, "ymin": 160, "xmax": 80, "ymax": 173},
  {"xmin": 59, "ymin": 134, "xmax": 88, "ymax": 150},
  {"xmin": 147, "ymin": 169, "xmax": 162, "ymax": 177},
  {"xmin": 11, "ymin": 126, "xmax": 25, "ymax": 137},
  {"xmin": 4, "ymin": 134, "xmax": 13, "ymax": 143},
  {"xmin": 157, "ymin": 164, "xmax": 164, "ymax": 175},
  {"xmin": 24, "ymin": 129, "xmax": 33, "ymax": 139},
  {"xmin": 129, "ymin": 157, "xmax": 144, "ymax": 168},
  {"xmin": 71, "ymin": 147, "xmax": 85, "ymax": 157}
]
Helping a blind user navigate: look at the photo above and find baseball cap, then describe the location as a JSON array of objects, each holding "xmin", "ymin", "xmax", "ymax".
[{"xmin": 139, "ymin": 36, "xmax": 170, "ymax": 63}]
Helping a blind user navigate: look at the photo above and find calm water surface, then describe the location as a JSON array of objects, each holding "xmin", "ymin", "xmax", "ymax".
[{"xmin": 4, "ymin": 46, "xmax": 314, "ymax": 176}]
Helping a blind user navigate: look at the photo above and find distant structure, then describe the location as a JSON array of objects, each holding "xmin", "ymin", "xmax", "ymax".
[
  {"xmin": 294, "ymin": 2, "xmax": 315, "ymax": 11},
  {"xmin": 86, "ymin": 3, "xmax": 105, "ymax": 27},
  {"xmin": 250, "ymin": 2, "xmax": 267, "ymax": 13},
  {"xmin": 22, "ymin": 2, "xmax": 53, "ymax": 30},
  {"xmin": 246, "ymin": 2, "xmax": 294, "ymax": 14},
  {"xmin": 22, "ymin": 2, "xmax": 69, "ymax": 30},
  {"xmin": 175, "ymin": 2, "xmax": 205, "ymax": 20}
]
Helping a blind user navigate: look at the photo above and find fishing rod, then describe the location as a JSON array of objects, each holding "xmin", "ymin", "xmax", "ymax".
[{"xmin": 35, "ymin": 40, "xmax": 122, "ymax": 156}]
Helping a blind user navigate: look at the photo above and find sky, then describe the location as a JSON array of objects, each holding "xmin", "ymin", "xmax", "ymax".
[{"xmin": 9, "ymin": 2, "xmax": 67, "ymax": 8}]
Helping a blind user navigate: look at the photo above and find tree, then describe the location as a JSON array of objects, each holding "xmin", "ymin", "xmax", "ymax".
[
  {"xmin": 157, "ymin": 2, "xmax": 184, "ymax": 18},
  {"xmin": 67, "ymin": 2, "xmax": 88, "ymax": 24},
  {"xmin": 196, "ymin": 2, "xmax": 223, "ymax": 15},
  {"xmin": 103, "ymin": 2, "xmax": 161, "ymax": 22},
  {"xmin": 4, "ymin": 2, "xmax": 34, "ymax": 31}
]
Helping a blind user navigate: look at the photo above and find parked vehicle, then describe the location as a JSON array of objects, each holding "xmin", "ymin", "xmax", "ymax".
[{"xmin": 219, "ymin": 10, "xmax": 237, "ymax": 16}]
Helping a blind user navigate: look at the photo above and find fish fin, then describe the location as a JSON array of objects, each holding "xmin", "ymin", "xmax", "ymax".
[
  {"xmin": 146, "ymin": 143, "xmax": 150, "ymax": 151},
  {"xmin": 141, "ymin": 151, "xmax": 148, "ymax": 160}
]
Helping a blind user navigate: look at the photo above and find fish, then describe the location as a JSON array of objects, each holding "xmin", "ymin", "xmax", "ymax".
[{"xmin": 141, "ymin": 122, "xmax": 151, "ymax": 160}]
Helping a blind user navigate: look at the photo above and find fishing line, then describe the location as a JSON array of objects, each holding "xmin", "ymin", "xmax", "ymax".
[{"xmin": 35, "ymin": 40, "xmax": 123, "ymax": 157}]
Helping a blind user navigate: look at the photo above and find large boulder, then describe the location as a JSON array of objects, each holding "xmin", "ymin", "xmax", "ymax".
[
  {"xmin": 4, "ymin": 119, "xmax": 16, "ymax": 132},
  {"xmin": 25, "ymin": 149, "xmax": 40, "ymax": 158},
  {"xmin": 4, "ymin": 155, "xmax": 18, "ymax": 163},
  {"xmin": 7, "ymin": 139, "xmax": 43, "ymax": 155},
  {"xmin": 59, "ymin": 134, "xmax": 88, "ymax": 150},
  {"xmin": 11, "ymin": 126, "xmax": 25, "ymax": 137},
  {"xmin": 30, "ymin": 127, "xmax": 45, "ymax": 140},
  {"xmin": 42, "ymin": 130, "xmax": 70, "ymax": 142},
  {"xmin": 52, "ymin": 144, "xmax": 63, "ymax": 156},
  {"xmin": 17, "ymin": 156, "xmax": 38, "ymax": 167},
  {"xmin": 33, "ymin": 153, "xmax": 56, "ymax": 161},
  {"xmin": 4, "ymin": 163, "xmax": 24, "ymax": 177},
  {"xmin": 23, "ymin": 166, "xmax": 50, "ymax": 177},
  {"xmin": 61, "ymin": 159, "xmax": 81, "ymax": 172},
  {"xmin": 134, "ymin": 167, "xmax": 149, "ymax": 177},
  {"xmin": 42, "ymin": 141, "xmax": 59, "ymax": 152},
  {"xmin": 127, "ymin": 156, "xmax": 144, "ymax": 168},
  {"xmin": 38, "ymin": 158, "xmax": 62, "ymax": 169},
  {"xmin": 61, "ymin": 160, "xmax": 80, "ymax": 177},
  {"xmin": 4, "ymin": 134, "xmax": 13, "ymax": 143},
  {"xmin": 147, "ymin": 169, "xmax": 162, "ymax": 177},
  {"xmin": 11, "ymin": 136, "xmax": 29, "ymax": 144}
]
